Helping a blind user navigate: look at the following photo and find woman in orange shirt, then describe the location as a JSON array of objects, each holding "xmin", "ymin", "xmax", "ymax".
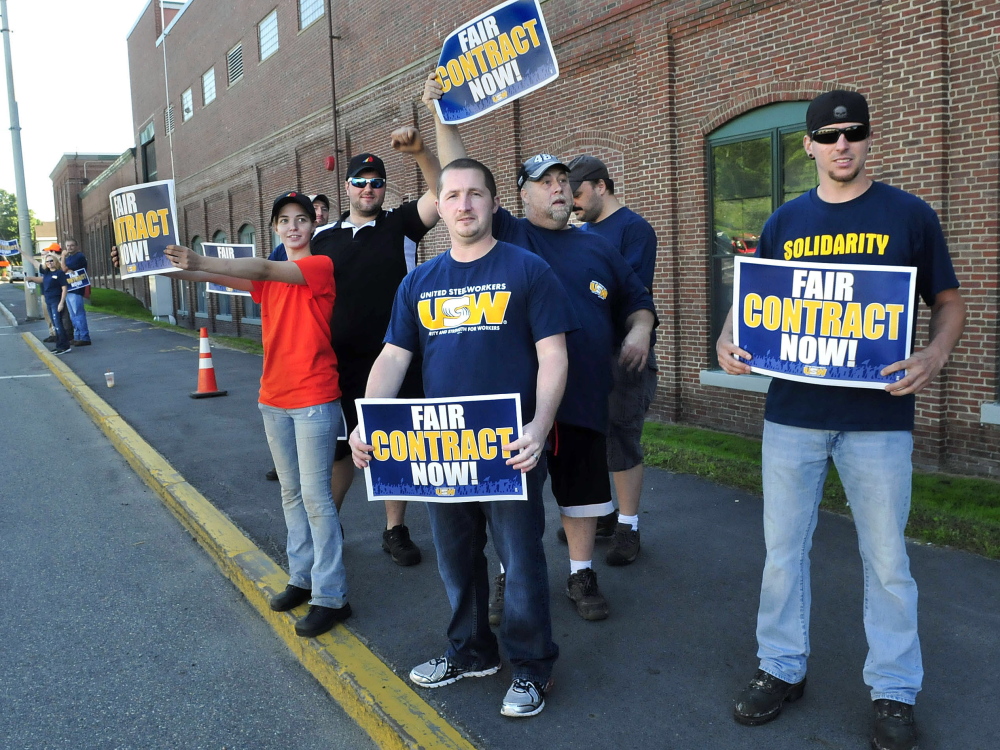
[{"xmin": 165, "ymin": 192, "xmax": 348, "ymax": 638}]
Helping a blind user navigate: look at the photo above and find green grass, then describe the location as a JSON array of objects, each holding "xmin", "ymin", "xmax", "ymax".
[
  {"xmin": 86, "ymin": 287, "xmax": 154, "ymax": 321},
  {"xmin": 642, "ymin": 422, "xmax": 1000, "ymax": 559}
]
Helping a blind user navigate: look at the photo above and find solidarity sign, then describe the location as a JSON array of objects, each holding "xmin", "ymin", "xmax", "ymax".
[
  {"xmin": 434, "ymin": 0, "xmax": 559, "ymax": 124},
  {"xmin": 202, "ymin": 243, "xmax": 255, "ymax": 297},
  {"xmin": 357, "ymin": 394, "xmax": 527, "ymax": 503},
  {"xmin": 0, "ymin": 239, "xmax": 19, "ymax": 257},
  {"xmin": 733, "ymin": 258, "xmax": 917, "ymax": 389},
  {"xmin": 110, "ymin": 179, "xmax": 180, "ymax": 279}
]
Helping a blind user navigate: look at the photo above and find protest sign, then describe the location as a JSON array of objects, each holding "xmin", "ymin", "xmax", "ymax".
[
  {"xmin": 110, "ymin": 179, "xmax": 180, "ymax": 279},
  {"xmin": 65, "ymin": 268, "xmax": 91, "ymax": 292},
  {"xmin": 733, "ymin": 257, "xmax": 917, "ymax": 389},
  {"xmin": 0, "ymin": 239, "xmax": 19, "ymax": 256},
  {"xmin": 357, "ymin": 394, "xmax": 527, "ymax": 502},
  {"xmin": 434, "ymin": 0, "xmax": 558, "ymax": 124},
  {"xmin": 202, "ymin": 242, "xmax": 255, "ymax": 297}
]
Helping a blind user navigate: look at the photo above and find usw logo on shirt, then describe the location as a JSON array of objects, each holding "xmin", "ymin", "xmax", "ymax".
[{"xmin": 418, "ymin": 292, "xmax": 511, "ymax": 331}]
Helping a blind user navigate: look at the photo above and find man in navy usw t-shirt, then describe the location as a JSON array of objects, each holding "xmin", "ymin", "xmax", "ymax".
[{"xmin": 350, "ymin": 159, "xmax": 578, "ymax": 718}]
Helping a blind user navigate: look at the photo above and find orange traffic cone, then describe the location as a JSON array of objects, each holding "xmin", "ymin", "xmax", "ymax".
[{"xmin": 190, "ymin": 327, "xmax": 228, "ymax": 399}]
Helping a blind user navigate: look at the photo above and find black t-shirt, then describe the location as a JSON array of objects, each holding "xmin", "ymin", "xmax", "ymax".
[{"xmin": 306, "ymin": 201, "xmax": 429, "ymax": 359}]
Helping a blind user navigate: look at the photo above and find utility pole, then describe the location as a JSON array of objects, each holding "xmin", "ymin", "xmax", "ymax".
[{"xmin": 0, "ymin": 0, "xmax": 39, "ymax": 318}]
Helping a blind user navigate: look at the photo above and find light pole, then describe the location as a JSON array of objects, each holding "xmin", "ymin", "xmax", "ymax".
[{"xmin": 0, "ymin": 0, "xmax": 40, "ymax": 318}]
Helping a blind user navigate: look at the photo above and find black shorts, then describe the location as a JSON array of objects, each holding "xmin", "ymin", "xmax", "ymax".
[
  {"xmin": 546, "ymin": 422, "xmax": 615, "ymax": 518},
  {"xmin": 334, "ymin": 352, "xmax": 423, "ymax": 460}
]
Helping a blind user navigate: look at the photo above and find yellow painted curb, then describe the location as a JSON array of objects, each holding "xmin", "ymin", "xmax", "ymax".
[{"xmin": 23, "ymin": 332, "xmax": 477, "ymax": 750}]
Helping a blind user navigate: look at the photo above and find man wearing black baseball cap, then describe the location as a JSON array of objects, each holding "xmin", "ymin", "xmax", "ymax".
[
  {"xmin": 423, "ymin": 74, "xmax": 657, "ymax": 628},
  {"xmin": 718, "ymin": 89, "xmax": 965, "ymax": 750},
  {"xmin": 566, "ymin": 154, "xmax": 659, "ymax": 569}
]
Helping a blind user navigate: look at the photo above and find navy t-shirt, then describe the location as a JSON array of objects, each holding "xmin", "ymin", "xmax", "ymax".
[
  {"xmin": 758, "ymin": 182, "xmax": 960, "ymax": 431},
  {"xmin": 41, "ymin": 268, "xmax": 69, "ymax": 304},
  {"xmin": 384, "ymin": 240, "xmax": 578, "ymax": 424},
  {"xmin": 579, "ymin": 206, "xmax": 658, "ymax": 293},
  {"xmin": 492, "ymin": 207, "xmax": 655, "ymax": 432}
]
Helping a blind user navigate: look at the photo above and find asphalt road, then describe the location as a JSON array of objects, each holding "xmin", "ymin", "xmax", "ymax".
[{"xmin": 0, "ymin": 310, "xmax": 376, "ymax": 750}]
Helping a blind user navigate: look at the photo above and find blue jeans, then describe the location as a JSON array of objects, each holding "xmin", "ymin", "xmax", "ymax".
[
  {"xmin": 757, "ymin": 421, "xmax": 921, "ymax": 703},
  {"xmin": 259, "ymin": 400, "xmax": 347, "ymax": 608},
  {"xmin": 425, "ymin": 459, "xmax": 558, "ymax": 683},
  {"xmin": 46, "ymin": 299, "xmax": 69, "ymax": 349},
  {"xmin": 65, "ymin": 292, "xmax": 90, "ymax": 342}
]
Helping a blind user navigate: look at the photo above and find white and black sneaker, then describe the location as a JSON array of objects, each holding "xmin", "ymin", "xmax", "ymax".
[
  {"xmin": 500, "ymin": 677, "xmax": 551, "ymax": 717},
  {"xmin": 409, "ymin": 656, "xmax": 500, "ymax": 688}
]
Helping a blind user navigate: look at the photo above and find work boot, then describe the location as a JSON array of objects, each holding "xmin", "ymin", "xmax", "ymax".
[
  {"xmin": 871, "ymin": 699, "xmax": 918, "ymax": 750},
  {"xmin": 489, "ymin": 572, "xmax": 505, "ymax": 627},
  {"xmin": 605, "ymin": 523, "xmax": 640, "ymax": 565},
  {"xmin": 566, "ymin": 568, "xmax": 609, "ymax": 620},
  {"xmin": 733, "ymin": 669, "xmax": 806, "ymax": 726},
  {"xmin": 382, "ymin": 524, "xmax": 421, "ymax": 566}
]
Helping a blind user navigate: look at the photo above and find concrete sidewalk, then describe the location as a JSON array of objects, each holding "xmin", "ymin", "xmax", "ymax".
[{"xmin": 3, "ymin": 283, "xmax": 998, "ymax": 750}]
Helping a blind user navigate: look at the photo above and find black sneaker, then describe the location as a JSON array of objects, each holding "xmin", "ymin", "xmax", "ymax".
[
  {"xmin": 73, "ymin": 340, "xmax": 92, "ymax": 346},
  {"xmin": 43, "ymin": 335, "xmax": 56, "ymax": 343},
  {"xmin": 52, "ymin": 346, "xmax": 71, "ymax": 355},
  {"xmin": 294, "ymin": 603, "xmax": 351, "ymax": 637},
  {"xmin": 269, "ymin": 584, "xmax": 311, "ymax": 612},
  {"xmin": 871, "ymin": 699, "xmax": 918, "ymax": 750},
  {"xmin": 409, "ymin": 656, "xmax": 500, "ymax": 688},
  {"xmin": 382, "ymin": 524, "xmax": 421, "ymax": 566},
  {"xmin": 489, "ymin": 572, "xmax": 505, "ymax": 627},
  {"xmin": 606, "ymin": 523, "xmax": 641, "ymax": 566},
  {"xmin": 557, "ymin": 510, "xmax": 618, "ymax": 543},
  {"xmin": 265, "ymin": 468, "xmax": 279, "ymax": 481},
  {"xmin": 733, "ymin": 669, "xmax": 806, "ymax": 726},
  {"xmin": 566, "ymin": 568, "xmax": 610, "ymax": 620}
]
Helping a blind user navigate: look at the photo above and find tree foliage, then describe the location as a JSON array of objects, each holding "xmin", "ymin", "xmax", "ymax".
[{"xmin": 0, "ymin": 188, "xmax": 41, "ymax": 245}]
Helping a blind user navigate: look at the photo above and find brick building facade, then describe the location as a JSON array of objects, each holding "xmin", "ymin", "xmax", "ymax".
[{"xmin": 56, "ymin": 0, "xmax": 1000, "ymax": 475}]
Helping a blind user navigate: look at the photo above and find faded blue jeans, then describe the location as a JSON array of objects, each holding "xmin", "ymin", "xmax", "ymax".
[
  {"xmin": 65, "ymin": 292, "xmax": 90, "ymax": 342},
  {"xmin": 259, "ymin": 400, "xmax": 347, "ymax": 609},
  {"xmin": 425, "ymin": 458, "xmax": 558, "ymax": 684},
  {"xmin": 757, "ymin": 421, "xmax": 922, "ymax": 704}
]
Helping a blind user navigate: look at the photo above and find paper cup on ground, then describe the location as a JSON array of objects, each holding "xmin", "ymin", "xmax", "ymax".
[{"xmin": 105, "ymin": 371, "xmax": 115, "ymax": 387}]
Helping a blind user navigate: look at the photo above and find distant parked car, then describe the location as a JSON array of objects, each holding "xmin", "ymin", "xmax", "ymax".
[
  {"xmin": 9, "ymin": 265, "xmax": 25, "ymax": 282},
  {"xmin": 732, "ymin": 235, "xmax": 759, "ymax": 255}
]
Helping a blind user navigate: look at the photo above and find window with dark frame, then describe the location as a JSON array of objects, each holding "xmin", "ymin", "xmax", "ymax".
[
  {"xmin": 238, "ymin": 224, "xmax": 261, "ymax": 321},
  {"xmin": 192, "ymin": 236, "xmax": 207, "ymax": 315},
  {"xmin": 707, "ymin": 102, "xmax": 818, "ymax": 359},
  {"xmin": 212, "ymin": 230, "xmax": 231, "ymax": 318}
]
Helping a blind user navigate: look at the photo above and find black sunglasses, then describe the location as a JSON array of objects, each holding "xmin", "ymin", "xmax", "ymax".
[
  {"xmin": 348, "ymin": 177, "xmax": 386, "ymax": 189},
  {"xmin": 809, "ymin": 124, "xmax": 870, "ymax": 144}
]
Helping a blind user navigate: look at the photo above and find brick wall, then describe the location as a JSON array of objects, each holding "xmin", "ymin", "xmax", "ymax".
[{"xmin": 64, "ymin": 0, "xmax": 1000, "ymax": 476}]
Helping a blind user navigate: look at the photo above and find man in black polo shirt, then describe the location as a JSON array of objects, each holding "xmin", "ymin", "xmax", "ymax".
[{"xmin": 272, "ymin": 127, "xmax": 442, "ymax": 565}]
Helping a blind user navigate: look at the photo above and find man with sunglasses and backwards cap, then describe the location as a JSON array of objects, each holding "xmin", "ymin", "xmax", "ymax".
[
  {"xmin": 422, "ymin": 74, "xmax": 657, "ymax": 624},
  {"xmin": 270, "ymin": 127, "xmax": 443, "ymax": 567},
  {"xmin": 717, "ymin": 90, "xmax": 965, "ymax": 750}
]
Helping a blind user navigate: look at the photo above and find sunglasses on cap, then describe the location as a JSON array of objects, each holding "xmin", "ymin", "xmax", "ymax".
[
  {"xmin": 348, "ymin": 177, "xmax": 386, "ymax": 189},
  {"xmin": 809, "ymin": 124, "xmax": 870, "ymax": 145}
]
